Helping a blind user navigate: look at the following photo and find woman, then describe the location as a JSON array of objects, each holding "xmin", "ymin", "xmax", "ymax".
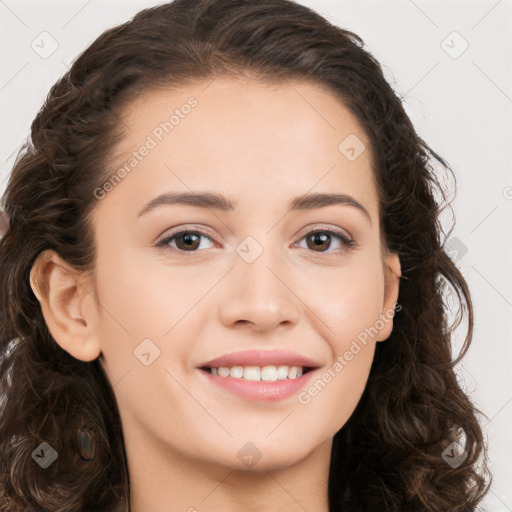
[{"xmin": 0, "ymin": 0, "xmax": 491, "ymax": 510}]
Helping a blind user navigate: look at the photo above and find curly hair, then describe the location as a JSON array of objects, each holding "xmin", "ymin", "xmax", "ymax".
[{"xmin": 0, "ymin": 0, "xmax": 491, "ymax": 510}]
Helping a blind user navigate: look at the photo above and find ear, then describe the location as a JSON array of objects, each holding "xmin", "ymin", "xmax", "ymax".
[
  {"xmin": 29, "ymin": 249, "xmax": 101, "ymax": 362},
  {"xmin": 376, "ymin": 251, "xmax": 401, "ymax": 342}
]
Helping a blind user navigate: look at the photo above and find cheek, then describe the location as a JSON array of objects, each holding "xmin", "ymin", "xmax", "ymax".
[
  {"xmin": 94, "ymin": 247, "xmax": 199, "ymax": 334},
  {"xmin": 304, "ymin": 258, "xmax": 385, "ymax": 348},
  {"xmin": 91, "ymin": 247, "xmax": 185, "ymax": 378},
  {"xmin": 93, "ymin": 245, "xmax": 221, "ymax": 383},
  {"xmin": 290, "ymin": 258, "xmax": 385, "ymax": 419},
  {"xmin": 297, "ymin": 265, "xmax": 383, "ymax": 430}
]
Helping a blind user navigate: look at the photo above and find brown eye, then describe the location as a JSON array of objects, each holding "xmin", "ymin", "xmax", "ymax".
[
  {"xmin": 299, "ymin": 229, "xmax": 355, "ymax": 253},
  {"xmin": 157, "ymin": 230, "xmax": 214, "ymax": 251},
  {"xmin": 175, "ymin": 232, "xmax": 201, "ymax": 250},
  {"xmin": 306, "ymin": 232, "xmax": 334, "ymax": 252}
]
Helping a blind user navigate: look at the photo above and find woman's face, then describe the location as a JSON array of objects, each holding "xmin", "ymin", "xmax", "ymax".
[{"xmin": 87, "ymin": 77, "xmax": 400, "ymax": 472}]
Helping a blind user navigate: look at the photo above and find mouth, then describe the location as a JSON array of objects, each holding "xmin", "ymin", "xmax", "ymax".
[
  {"xmin": 197, "ymin": 364, "xmax": 319, "ymax": 402},
  {"xmin": 195, "ymin": 349, "xmax": 322, "ymax": 401},
  {"xmin": 199, "ymin": 365, "xmax": 315, "ymax": 381}
]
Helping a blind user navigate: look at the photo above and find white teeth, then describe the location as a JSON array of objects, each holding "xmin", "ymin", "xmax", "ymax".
[
  {"xmin": 276, "ymin": 365, "xmax": 289, "ymax": 379},
  {"xmin": 243, "ymin": 366, "xmax": 260, "ymax": 380},
  {"xmin": 218, "ymin": 367, "xmax": 230, "ymax": 377},
  {"xmin": 208, "ymin": 365, "xmax": 306, "ymax": 380},
  {"xmin": 261, "ymin": 366, "xmax": 277, "ymax": 381},
  {"xmin": 229, "ymin": 366, "xmax": 243, "ymax": 378}
]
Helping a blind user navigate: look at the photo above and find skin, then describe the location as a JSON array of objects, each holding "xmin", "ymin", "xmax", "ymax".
[{"xmin": 30, "ymin": 77, "xmax": 400, "ymax": 512}]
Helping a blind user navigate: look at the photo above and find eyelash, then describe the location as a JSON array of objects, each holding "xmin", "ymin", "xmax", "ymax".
[{"xmin": 155, "ymin": 226, "xmax": 357, "ymax": 254}]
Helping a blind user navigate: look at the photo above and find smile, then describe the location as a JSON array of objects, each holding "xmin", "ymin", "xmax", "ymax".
[
  {"xmin": 202, "ymin": 365, "xmax": 312, "ymax": 381},
  {"xmin": 198, "ymin": 366, "xmax": 317, "ymax": 402}
]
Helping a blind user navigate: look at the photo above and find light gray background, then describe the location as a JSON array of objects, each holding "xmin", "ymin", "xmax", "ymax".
[{"xmin": 1, "ymin": 1, "xmax": 511, "ymax": 510}]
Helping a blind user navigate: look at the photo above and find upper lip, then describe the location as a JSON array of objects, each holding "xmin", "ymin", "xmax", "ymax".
[{"xmin": 198, "ymin": 350, "xmax": 323, "ymax": 369}]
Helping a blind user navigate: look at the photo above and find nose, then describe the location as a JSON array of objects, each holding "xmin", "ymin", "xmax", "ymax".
[{"xmin": 218, "ymin": 248, "xmax": 302, "ymax": 332}]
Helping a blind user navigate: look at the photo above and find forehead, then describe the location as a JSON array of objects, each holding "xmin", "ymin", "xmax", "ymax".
[{"xmin": 99, "ymin": 76, "xmax": 379, "ymax": 219}]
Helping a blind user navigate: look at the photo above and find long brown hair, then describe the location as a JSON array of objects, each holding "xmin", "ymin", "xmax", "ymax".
[{"xmin": 0, "ymin": 0, "xmax": 491, "ymax": 510}]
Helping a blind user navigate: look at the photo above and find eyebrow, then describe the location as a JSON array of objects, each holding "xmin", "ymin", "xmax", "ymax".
[{"xmin": 137, "ymin": 191, "xmax": 371, "ymax": 224}]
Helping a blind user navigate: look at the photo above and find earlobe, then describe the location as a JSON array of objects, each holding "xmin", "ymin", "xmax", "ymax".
[
  {"xmin": 29, "ymin": 249, "xmax": 101, "ymax": 362},
  {"xmin": 376, "ymin": 251, "xmax": 401, "ymax": 342}
]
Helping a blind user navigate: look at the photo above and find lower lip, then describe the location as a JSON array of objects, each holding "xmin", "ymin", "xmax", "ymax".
[{"xmin": 197, "ymin": 368, "xmax": 316, "ymax": 402}]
